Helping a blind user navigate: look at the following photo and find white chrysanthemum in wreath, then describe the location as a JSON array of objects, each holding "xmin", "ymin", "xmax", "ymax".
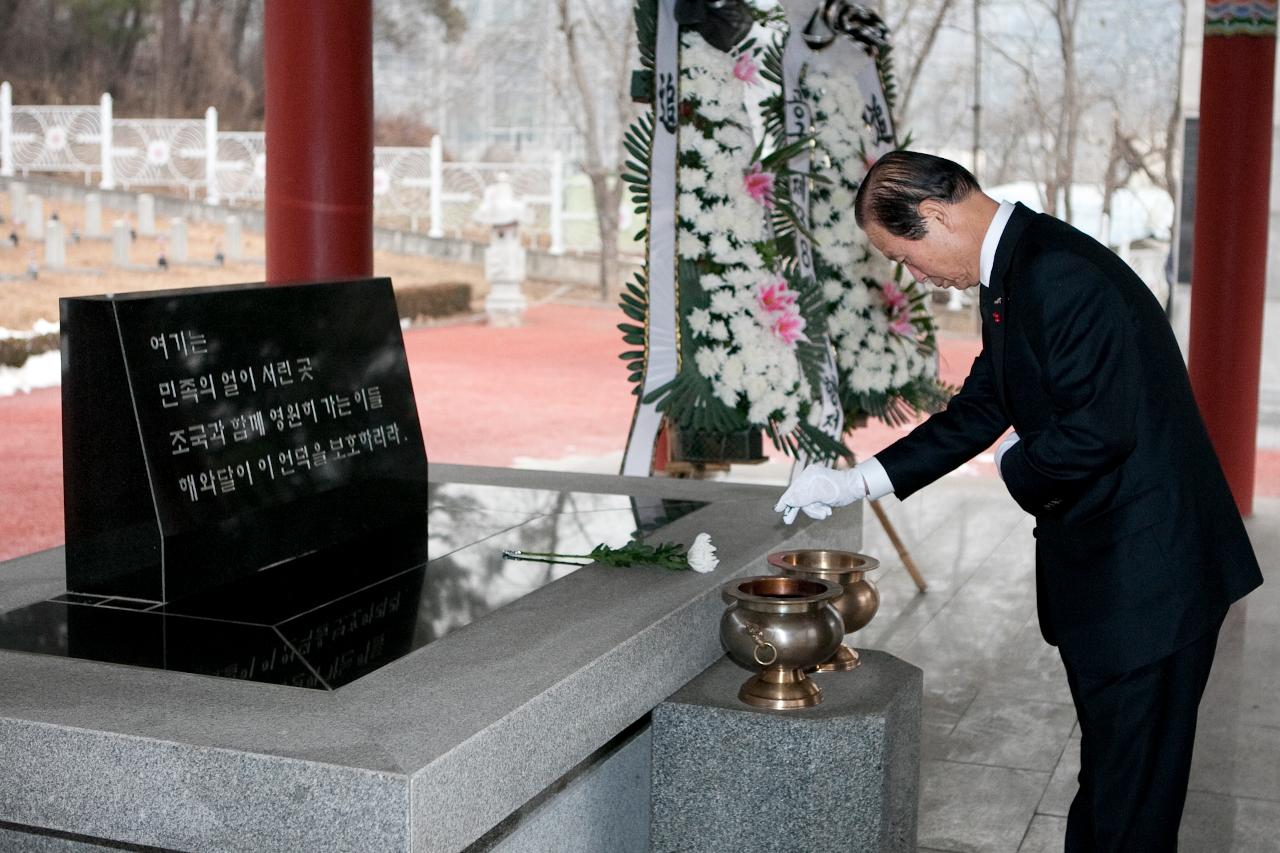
[
  {"xmin": 802, "ymin": 65, "xmax": 938, "ymax": 399},
  {"xmin": 675, "ymin": 30, "xmax": 817, "ymax": 433}
]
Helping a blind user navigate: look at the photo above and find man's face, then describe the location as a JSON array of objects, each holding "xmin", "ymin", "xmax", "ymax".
[{"xmin": 864, "ymin": 209, "xmax": 980, "ymax": 290}]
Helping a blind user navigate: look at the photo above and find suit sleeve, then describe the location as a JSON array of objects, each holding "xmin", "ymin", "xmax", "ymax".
[
  {"xmin": 876, "ymin": 345, "xmax": 1009, "ymax": 499},
  {"xmin": 999, "ymin": 252, "xmax": 1139, "ymax": 513}
]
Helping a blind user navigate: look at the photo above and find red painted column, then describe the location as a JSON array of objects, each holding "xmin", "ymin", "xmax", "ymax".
[
  {"xmin": 1188, "ymin": 3, "xmax": 1277, "ymax": 517},
  {"xmin": 264, "ymin": 0, "xmax": 373, "ymax": 284}
]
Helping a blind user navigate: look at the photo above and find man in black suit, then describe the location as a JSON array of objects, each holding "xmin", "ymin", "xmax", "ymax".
[{"xmin": 776, "ymin": 151, "xmax": 1263, "ymax": 851}]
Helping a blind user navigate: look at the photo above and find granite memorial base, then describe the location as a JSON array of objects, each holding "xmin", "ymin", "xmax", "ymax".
[
  {"xmin": 0, "ymin": 465, "xmax": 866, "ymax": 851},
  {"xmin": 651, "ymin": 650, "xmax": 922, "ymax": 853}
]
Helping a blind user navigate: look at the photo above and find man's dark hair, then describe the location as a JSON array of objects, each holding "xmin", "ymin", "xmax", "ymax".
[{"xmin": 854, "ymin": 151, "xmax": 982, "ymax": 239}]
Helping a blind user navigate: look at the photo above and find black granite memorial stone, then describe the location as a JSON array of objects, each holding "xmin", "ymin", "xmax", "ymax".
[
  {"xmin": 0, "ymin": 486, "xmax": 707, "ymax": 689},
  {"xmin": 61, "ymin": 277, "xmax": 429, "ymax": 601}
]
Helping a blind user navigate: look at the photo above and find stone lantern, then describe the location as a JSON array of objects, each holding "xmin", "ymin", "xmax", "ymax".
[{"xmin": 472, "ymin": 174, "xmax": 528, "ymax": 327}]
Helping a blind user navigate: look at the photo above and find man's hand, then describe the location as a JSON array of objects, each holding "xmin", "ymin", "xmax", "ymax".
[
  {"xmin": 774, "ymin": 464, "xmax": 869, "ymax": 525},
  {"xmin": 995, "ymin": 431, "xmax": 1021, "ymax": 480}
]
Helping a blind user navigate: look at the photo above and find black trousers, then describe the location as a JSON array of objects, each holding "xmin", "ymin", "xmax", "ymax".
[{"xmin": 1062, "ymin": 624, "xmax": 1221, "ymax": 853}]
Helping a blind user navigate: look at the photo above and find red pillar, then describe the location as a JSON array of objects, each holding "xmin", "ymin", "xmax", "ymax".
[
  {"xmin": 264, "ymin": 0, "xmax": 373, "ymax": 284},
  {"xmin": 1188, "ymin": 5, "xmax": 1277, "ymax": 517}
]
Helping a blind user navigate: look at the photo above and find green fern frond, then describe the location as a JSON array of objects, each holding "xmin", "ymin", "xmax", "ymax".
[{"xmin": 636, "ymin": 0, "xmax": 657, "ymax": 70}]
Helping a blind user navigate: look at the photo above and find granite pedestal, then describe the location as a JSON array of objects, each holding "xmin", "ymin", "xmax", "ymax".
[
  {"xmin": 651, "ymin": 651, "xmax": 922, "ymax": 853},
  {"xmin": 0, "ymin": 464, "xmax": 864, "ymax": 852}
]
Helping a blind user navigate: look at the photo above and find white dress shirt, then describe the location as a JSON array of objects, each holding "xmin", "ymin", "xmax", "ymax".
[{"xmin": 855, "ymin": 200, "xmax": 1017, "ymax": 500}]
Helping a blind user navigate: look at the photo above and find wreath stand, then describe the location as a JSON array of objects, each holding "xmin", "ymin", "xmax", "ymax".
[{"xmin": 868, "ymin": 499, "xmax": 928, "ymax": 593}]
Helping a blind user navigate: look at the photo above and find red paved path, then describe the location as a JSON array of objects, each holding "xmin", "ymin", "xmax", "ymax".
[{"xmin": 2, "ymin": 302, "xmax": 1277, "ymax": 561}]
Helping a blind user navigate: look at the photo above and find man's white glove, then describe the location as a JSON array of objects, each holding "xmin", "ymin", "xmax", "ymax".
[
  {"xmin": 774, "ymin": 464, "xmax": 869, "ymax": 525},
  {"xmin": 995, "ymin": 431, "xmax": 1020, "ymax": 480}
]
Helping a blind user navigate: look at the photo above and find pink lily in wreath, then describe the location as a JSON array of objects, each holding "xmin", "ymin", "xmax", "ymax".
[
  {"xmin": 756, "ymin": 277, "xmax": 807, "ymax": 346},
  {"xmin": 743, "ymin": 162, "xmax": 775, "ymax": 208},
  {"xmin": 881, "ymin": 280, "xmax": 915, "ymax": 337},
  {"xmin": 889, "ymin": 315, "xmax": 916, "ymax": 337},
  {"xmin": 733, "ymin": 53, "xmax": 762, "ymax": 86},
  {"xmin": 756, "ymin": 277, "xmax": 798, "ymax": 315},
  {"xmin": 772, "ymin": 311, "xmax": 808, "ymax": 346},
  {"xmin": 881, "ymin": 279, "xmax": 909, "ymax": 313}
]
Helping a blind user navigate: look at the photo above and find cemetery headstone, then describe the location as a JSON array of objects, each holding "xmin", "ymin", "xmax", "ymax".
[
  {"xmin": 61, "ymin": 277, "xmax": 429, "ymax": 602},
  {"xmin": 170, "ymin": 218, "xmax": 188, "ymax": 263},
  {"xmin": 225, "ymin": 215, "xmax": 243, "ymax": 261},
  {"xmin": 44, "ymin": 219, "xmax": 65, "ymax": 267},
  {"xmin": 25, "ymin": 195, "xmax": 44, "ymax": 240},
  {"xmin": 84, "ymin": 193, "xmax": 103, "ymax": 237},
  {"xmin": 112, "ymin": 219, "xmax": 131, "ymax": 266},
  {"xmin": 9, "ymin": 181, "xmax": 27, "ymax": 225},
  {"xmin": 138, "ymin": 193, "xmax": 156, "ymax": 236}
]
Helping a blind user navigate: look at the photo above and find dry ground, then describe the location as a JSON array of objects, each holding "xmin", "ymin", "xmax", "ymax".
[{"xmin": 0, "ymin": 191, "xmax": 599, "ymax": 331}]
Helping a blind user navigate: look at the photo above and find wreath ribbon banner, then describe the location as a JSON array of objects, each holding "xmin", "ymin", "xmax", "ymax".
[
  {"xmin": 780, "ymin": 0, "xmax": 899, "ymax": 479},
  {"xmin": 622, "ymin": 0, "xmax": 681, "ymax": 477},
  {"xmin": 781, "ymin": 7, "xmax": 844, "ymax": 476}
]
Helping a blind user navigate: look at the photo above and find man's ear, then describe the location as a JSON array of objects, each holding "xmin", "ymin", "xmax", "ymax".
[{"xmin": 917, "ymin": 199, "xmax": 953, "ymax": 232}]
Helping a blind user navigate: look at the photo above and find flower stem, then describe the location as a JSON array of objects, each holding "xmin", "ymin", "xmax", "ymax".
[{"xmin": 502, "ymin": 549, "xmax": 593, "ymax": 566}]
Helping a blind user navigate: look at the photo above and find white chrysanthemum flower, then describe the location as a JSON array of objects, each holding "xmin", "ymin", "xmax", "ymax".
[
  {"xmin": 707, "ymin": 148, "xmax": 736, "ymax": 179},
  {"xmin": 734, "ymin": 245, "xmax": 762, "ymax": 270},
  {"xmin": 688, "ymin": 307, "xmax": 712, "ymax": 337},
  {"xmin": 830, "ymin": 218, "xmax": 859, "ymax": 245},
  {"xmin": 830, "ymin": 186, "xmax": 855, "ymax": 210},
  {"xmin": 715, "ymin": 384, "xmax": 739, "ymax": 408},
  {"xmin": 691, "ymin": 207, "xmax": 718, "ymax": 237},
  {"xmin": 725, "ymin": 268, "xmax": 756, "ymax": 290},
  {"xmin": 846, "ymin": 282, "xmax": 872, "ymax": 311},
  {"xmin": 700, "ymin": 100, "xmax": 734, "ymax": 123},
  {"xmin": 708, "ymin": 320, "xmax": 729, "ymax": 341},
  {"xmin": 812, "ymin": 198, "xmax": 834, "ymax": 224},
  {"xmin": 680, "ymin": 167, "xmax": 707, "ymax": 192},
  {"xmin": 687, "ymin": 532, "xmax": 719, "ymax": 573},
  {"xmin": 710, "ymin": 290, "xmax": 738, "ymax": 317},
  {"xmin": 743, "ymin": 373, "xmax": 769, "ymax": 403},
  {"xmin": 832, "ymin": 307, "xmax": 860, "ymax": 334},
  {"xmin": 700, "ymin": 273, "xmax": 726, "ymax": 290},
  {"xmin": 694, "ymin": 347, "xmax": 719, "ymax": 379},
  {"xmin": 679, "ymin": 190, "xmax": 703, "ymax": 217},
  {"xmin": 707, "ymin": 233, "xmax": 734, "ymax": 259},
  {"xmin": 714, "ymin": 123, "xmax": 746, "ymax": 151},
  {"xmin": 710, "ymin": 201, "xmax": 739, "ymax": 234},
  {"xmin": 821, "ymin": 244, "xmax": 851, "ymax": 267},
  {"xmin": 721, "ymin": 354, "xmax": 745, "ymax": 388},
  {"xmin": 678, "ymin": 230, "xmax": 704, "ymax": 258},
  {"xmin": 692, "ymin": 134, "xmax": 720, "ymax": 166}
]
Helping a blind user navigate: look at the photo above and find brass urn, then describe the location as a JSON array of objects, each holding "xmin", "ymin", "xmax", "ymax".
[
  {"xmin": 719, "ymin": 575, "xmax": 844, "ymax": 710},
  {"xmin": 768, "ymin": 549, "xmax": 880, "ymax": 672}
]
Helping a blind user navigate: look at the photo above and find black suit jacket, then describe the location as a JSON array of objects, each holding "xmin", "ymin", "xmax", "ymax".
[{"xmin": 877, "ymin": 203, "xmax": 1263, "ymax": 676}]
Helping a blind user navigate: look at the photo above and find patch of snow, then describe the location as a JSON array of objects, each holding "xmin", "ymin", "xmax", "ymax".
[
  {"xmin": 0, "ymin": 350, "xmax": 61, "ymax": 396},
  {"xmin": 0, "ymin": 319, "xmax": 59, "ymax": 340}
]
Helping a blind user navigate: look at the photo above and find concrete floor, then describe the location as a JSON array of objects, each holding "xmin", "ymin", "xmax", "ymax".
[{"xmin": 854, "ymin": 477, "xmax": 1279, "ymax": 853}]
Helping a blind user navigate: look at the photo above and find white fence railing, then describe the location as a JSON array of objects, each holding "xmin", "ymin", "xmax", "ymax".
[{"xmin": 0, "ymin": 82, "xmax": 572, "ymax": 252}]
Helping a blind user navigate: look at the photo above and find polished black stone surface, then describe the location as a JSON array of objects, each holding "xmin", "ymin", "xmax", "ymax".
[
  {"xmin": 0, "ymin": 484, "xmax": 706, "ymax": 689},
  {"xmin": 61, "ymin": 278, "xmax": 428, "ymax": 602}
]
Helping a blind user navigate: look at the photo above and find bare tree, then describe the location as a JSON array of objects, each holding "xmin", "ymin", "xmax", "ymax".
[
  {"xmin": 1045, "ymin": 0, "xmax": 1083, "ymax": 221},
  {"xmin": 553, "ymin": 0, "xmax": 639, "ymax": 299},
  {"xmin": 885, "ymin": 0, "xmax": 961, "ymax": 127}
]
